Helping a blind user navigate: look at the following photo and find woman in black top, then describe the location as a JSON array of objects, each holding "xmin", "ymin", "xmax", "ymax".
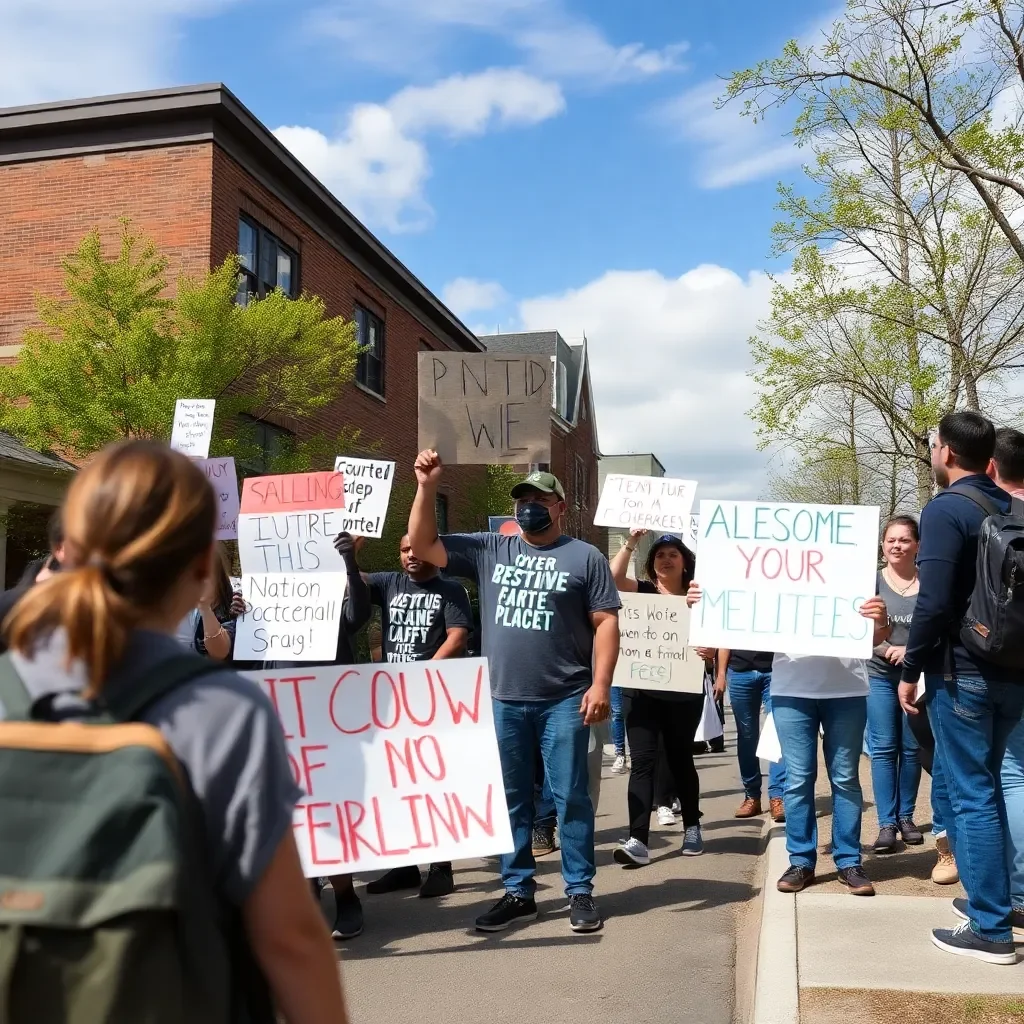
[{"xmin": 610, "ymin": 531, "xmax": 709, "ymax": 864}]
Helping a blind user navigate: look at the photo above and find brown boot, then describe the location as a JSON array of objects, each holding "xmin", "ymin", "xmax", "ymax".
[
  {"xmin": 770, "ymin": 798, "xmax": 785, "ymax": 823},
  {"xmin": 931, "ymin": 835, "xmax": 959, "ymax": 885},
  {"xmin": 735, "ymin": 797, "xmax": 762, "ymax": 818}
]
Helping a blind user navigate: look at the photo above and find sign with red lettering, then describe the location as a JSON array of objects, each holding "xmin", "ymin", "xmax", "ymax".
[
  {"xmin": 688, "ymin": 499, "xmax": 880, "ymax": 658},
  {"xmin": 244, "ymin": 659, "xmax": 514, "ymax": 875},
  {"xmin": 238, "ymin": 471, "xmax": 347, "ymax": 574}
]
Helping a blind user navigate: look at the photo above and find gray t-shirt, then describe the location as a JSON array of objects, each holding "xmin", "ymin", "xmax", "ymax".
[
  {"xmin": 869, "ymin": 571, "xmax": 918, "ymax": 683},
  {"xmin": 442, "ymin": 532, "xmax": 620, "ymax": 701},
  {"xmin": 4, "ymin": 630, "xmax": 301, "ymax": 906}
]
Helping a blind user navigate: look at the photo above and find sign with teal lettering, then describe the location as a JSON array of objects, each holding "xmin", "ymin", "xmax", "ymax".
[{"xmin": 688, "ymin": 500, "xmax": 880, "ymax": 658}]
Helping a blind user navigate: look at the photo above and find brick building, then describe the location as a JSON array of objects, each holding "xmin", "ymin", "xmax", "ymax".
[
  {"xmin": 0, "ymin": 83, "xmax": 488, "ymax": 553},
  {"xmin": 478, "ymin": 331, "xmax": 604, "ymax": 548}
]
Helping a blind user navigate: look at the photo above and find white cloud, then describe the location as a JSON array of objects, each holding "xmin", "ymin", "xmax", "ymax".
[
  {"xmin": 0, "ymin": 0, "xmax": 231, "ymax": 107},
  {"xmin": 275, "ymin": 68, "xmax": 563, "ymax": 232},
  {"xmin": 517, "ymin": 264, "xmax": 778, "ymax": 499},
  {"xmin": 306, "ymin": 0, "xmax": 687, "ymax": 85},
  {"xmin": 442, "ymin": 277, "xmax": 509, "ymax": 316}
]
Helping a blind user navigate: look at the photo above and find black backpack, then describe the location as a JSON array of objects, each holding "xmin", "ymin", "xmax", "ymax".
[{"xmin": 953, "ymin": 486, "xmax": 1024, "ymax": 668}]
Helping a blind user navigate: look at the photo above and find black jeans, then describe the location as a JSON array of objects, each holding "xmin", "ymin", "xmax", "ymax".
[{"xmin": 624, "ymin": 692, "xmax": 703, "ymax": 843}]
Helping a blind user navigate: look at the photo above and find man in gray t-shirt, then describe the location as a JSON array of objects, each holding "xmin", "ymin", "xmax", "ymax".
[{"xmin": 408, "ymin": 451, "xmax": 620, "ymax": 935}]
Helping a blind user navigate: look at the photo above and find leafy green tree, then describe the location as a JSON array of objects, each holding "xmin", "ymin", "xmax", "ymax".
[{"xmin": 0, "ymin": 222, "xmax": 361, "ymax": 467}]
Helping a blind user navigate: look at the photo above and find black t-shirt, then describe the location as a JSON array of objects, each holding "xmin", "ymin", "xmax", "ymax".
[
  {"xmin": 368, "ymin": 572, "xmax": 473, "ymax": 662},
  {"xmin": 728, "ymin": 650, "xmax": 774, "ymax": 673}
]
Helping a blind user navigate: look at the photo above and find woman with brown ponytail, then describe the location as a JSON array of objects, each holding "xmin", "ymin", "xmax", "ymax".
[{"xmin": 0, "ymin": 440, "xmax": 349, "ymax": 1024}]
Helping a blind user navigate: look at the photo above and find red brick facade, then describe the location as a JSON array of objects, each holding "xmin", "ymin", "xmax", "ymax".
[{"xmin": 551, "ymin": 376, "xmax": 604, "ymax": 548}]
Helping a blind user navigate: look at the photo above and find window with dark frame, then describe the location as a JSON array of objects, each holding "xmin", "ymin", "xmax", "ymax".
[
  {"xmin": 355, "ymin": 304, "xmax": 385, "ymax": 396},
  {"xmin": 237, "ymin": 414, "xmax": 295, "ymax": 476},
  {"xmin": 237, "ymin": 215, "xmax": 298, "ymax": 305},
  {"xmin": 435, "ymin": 493, "xmax": 449, "ymax": 535}
]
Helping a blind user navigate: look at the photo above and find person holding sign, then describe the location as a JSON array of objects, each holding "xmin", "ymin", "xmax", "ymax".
[
  {"xmin": 175, "ymin": 545, "xmax": 245, "ymax": 661},
  {"xmin": 362, "ymin": 534, "xmax": 473, "ymax": 900},
  {"xmin": 408, "ymin": 452, "xmax": 620, "ymax": 935},
  {"xmin": 610, "ymin": 531, "xmax": 708, "ymax": 865}
]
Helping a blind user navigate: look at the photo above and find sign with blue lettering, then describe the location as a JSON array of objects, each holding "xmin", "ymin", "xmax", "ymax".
[{"xmin": 687, "ymin": 500, "xmax": 880, "ymax": 658}]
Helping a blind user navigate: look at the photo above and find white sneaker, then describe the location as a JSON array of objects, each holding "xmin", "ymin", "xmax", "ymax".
[
  {"xmin": 613, "ymin": 837, "xmax": 650, "ymax": 866},
  {"xmin": 610, "ymin": 754, "xmax": 628, "ymax": 774},
  {"xmin": 657, "ymin": 806, "xmax": 677, "ymax": 826}
]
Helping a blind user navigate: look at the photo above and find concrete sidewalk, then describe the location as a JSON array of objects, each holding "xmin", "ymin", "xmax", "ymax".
[{"xmin": 334, "ymin": 722, "xmax": 764, "ymax": 1024}]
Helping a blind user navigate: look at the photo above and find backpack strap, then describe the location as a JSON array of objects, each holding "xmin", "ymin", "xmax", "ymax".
[
  {"xmin": 944, "ymin": 484, "xmax": 1001, "ymax": 518},
  {"xmin": 101, "ymin": 653, "xmax": 228, "ymax": 722},
  {"xmin": 0, "ymin": 653, "xmax": 33, "ymax": 721}
]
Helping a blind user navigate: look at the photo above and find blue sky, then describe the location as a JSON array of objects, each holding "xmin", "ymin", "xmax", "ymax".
[{"xmin": 1, "ymin": 0, "xmax": 836, "ymax": 497}]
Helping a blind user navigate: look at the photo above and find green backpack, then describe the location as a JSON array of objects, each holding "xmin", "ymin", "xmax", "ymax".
[{"xmin": 0, "ymin": 652, "xmax": 274, "ymax": 1024}]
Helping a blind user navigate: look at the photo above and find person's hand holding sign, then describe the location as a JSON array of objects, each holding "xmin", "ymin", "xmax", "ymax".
[{"xmin": 686, "ymin": 581, "xmax": 702, "ymax": 608}]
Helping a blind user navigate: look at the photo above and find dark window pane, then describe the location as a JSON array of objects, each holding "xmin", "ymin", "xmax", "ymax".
[
  {"xmin": 435, "ymin": 494, "xmax": 449, "ymax": 534},
  {"xmin": 259, "ymin": 232, "xmax": 277, "ymax": 291},
  {"xmin": 354, "ymin": 304, "xmax": 385, "ymax": 396},
  {"xmin": 238, "ymin": 219, "xmax": 257, "ymax": 271}
]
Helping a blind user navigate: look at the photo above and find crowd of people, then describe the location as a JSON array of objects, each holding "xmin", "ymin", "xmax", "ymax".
[{"xmin": 1, "ymin": 408, "xmax": 1023, "ymax": 1021}]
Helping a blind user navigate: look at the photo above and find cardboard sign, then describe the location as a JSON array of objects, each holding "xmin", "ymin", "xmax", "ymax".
[
  {"xmin": 195, "ymin": 456, "xmax": 240, "ymax": 541},
  {"xmin": 595, "ymin": 474, "xmax": 698, "ymax": 533},
  {"xmin": 332, "ymin": 456, "xmax": 395, "ymax": 539},
  {"xmin": 170, "ymin": 399, "xmax": 215, "ymax": 458},
  {"xmin": 688, "ymin": 500, "xmax": 881, "ymax": 658},
  {"xmin": 613, "ymin": 592, "xmax": 705, "ymax": 694},
  {"xmin": 243, "ymin": 659, "xmax": 514, "ymax": 875},
  {"xmin": 234, "ymin": 572, "xmax": 346, "ymax": 661},
  {"xmin": 417, "ymin": 352, "xmax": 551, "ymax": 464},
  {"xmin": 238, "ymin": 472, "xmax": 347, "ymax": 574}
]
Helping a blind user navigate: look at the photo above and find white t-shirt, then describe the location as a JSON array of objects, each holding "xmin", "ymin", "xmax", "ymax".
[{"xmin": 770, "ymin": 653, "xmax": 869, "ymax": 699}]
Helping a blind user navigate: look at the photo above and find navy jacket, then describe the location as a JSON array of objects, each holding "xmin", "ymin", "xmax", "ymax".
[{"xmin": 901, "ymin": 474, "xmax": 1014, "ymax": 684}]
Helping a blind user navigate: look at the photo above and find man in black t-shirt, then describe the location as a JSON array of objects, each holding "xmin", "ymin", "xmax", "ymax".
[{"xmin": 364, "ymin": 534, "xmax": 472, "ymax": 898}]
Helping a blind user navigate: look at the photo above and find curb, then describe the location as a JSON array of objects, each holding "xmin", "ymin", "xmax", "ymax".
[{"xmin": 751, "ymin": 826, "xmax": 799, "ymax": 1024}]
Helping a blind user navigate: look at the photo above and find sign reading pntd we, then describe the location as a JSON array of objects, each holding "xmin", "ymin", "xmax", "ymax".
[
  {"xmin": 688, "ymin": 500, "xmax": 880, "ymax": 658},
  {"xmin": 595, "ymin": 474, "xmax": 698, "ymax": 533},
  {"xmin": 613, "ymin": 592, "xmax": 704, "ymax": 694},
  {"xmin": 237, "ymin": 471, "xmax": 347, "ymax": 574},
  {"xmin": 244, "ymin": 659, "xmax": 513, "ymax": 875},
  {"xmin": 195, "ymin": 456, "xmax": 240, "ymax": 540},
  {"xmin": 332, "ymin": 456, "xmax": 395, "ymax": 539},
  {"xmin": 234, "ymin": 572, "xmax": 346, "ymax": 662},
  {"xmin": 170, "ymin": 399, "xmax": 216, "ymax": 458}
]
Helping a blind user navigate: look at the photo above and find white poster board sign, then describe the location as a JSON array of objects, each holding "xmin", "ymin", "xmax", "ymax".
[
  {"xmin": 238, "ymin": 472, "xmax": 348, "ymax": 574},
  {"xmin": 688, "ymin": 500, "xmax": 880, "ymax": 658},
  {"xmin": 243, "ymin": 659, "xmax": 514, "ymax": 875},
  {"xmin": 170, "ymin": 399, "xmax": 215, "ymax": 458},
  {"xmin": 613, "ymin": 592, "xmax": 705, "ymax": 694},
  {"xmin": 234, "ymin": 572, "xmax": 346, "ymax": 662},
  {"xmin": 195, "ymin": 456, "xmax": 240, "ymax": 541},
  {"xmin": 594, "ymin": 474, "xmax": 698, "ymax": 533},
  {"xmin": 333, "ymin": 456, "xmax": 395, "ymax": 539}
]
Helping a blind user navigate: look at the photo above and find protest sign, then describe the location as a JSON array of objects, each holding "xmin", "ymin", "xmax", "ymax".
[
  {"xmin": 688, "ymin": 500, "xmax": 881, "ymax": 658},
  {"xmin": 595, "ymin": 474, "xmax": 698, "ymax": 533},
  {"xmin": 688, "ymin": 514, "xmax": 699, "ymax": 547},
  {"xmin": 195, "ymin": 456, "xmax": 240, "ymax": 540},
  {"xmin": 488, "ymin": 515, "xmax": 522, "ymax": 536},
  {"xmin": 243, "ymin": 658, "xmax": 514, "ymax": 875},
  {"xmin": 332, "ymin": 456, "xmax": 395, "ymax": 539},
  {"xmin": 170, "ymin": 399, "xmax": 215, "ymax": 458},
  {"xmin": 234, "ymin": 572, "xmax": 346, "ymax": 662},
  {"xmin": 613, "ymin": 592, "xmax": 705, "ymax": 694},
  {"xmin": 237, "ymin": 471, "xmax": 347, "ymax": 574},
  {"xmin": 418, "ymin": 352, "xmax": 551, "ymax": 464}
]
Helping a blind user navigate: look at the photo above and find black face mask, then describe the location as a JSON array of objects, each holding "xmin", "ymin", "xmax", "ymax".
[{"xmin": 515, "ymin": 501, "xmax": 553, "ymax": 534}]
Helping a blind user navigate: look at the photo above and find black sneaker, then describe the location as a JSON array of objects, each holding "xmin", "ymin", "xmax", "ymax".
[
  {"xmin": 931, "ymin": 922, "xmax": 1017, "ymax": 965},
  {"xmin": 419, "ymin": 862, "xmax": 455, "ymax": 899},
  {"xmin": 475, "ymin": 893, "xmax": 538, "ymax": 932},
  {"xmin": 531, "ymin": 825, "xmax": 556, "ymax": 857},
  {"xmin": 838, "ymin": 865, "xmax": 876, "ymax": 896},
  {"xmin": 568, "ymin": 894, "xmax": 602, "ymax": 933},
  {"xmin": 871, "ymin": 826, "xmax": 899, "ymax": 854},
  {"xmin": 366, "ymin": 865, "xmax": 421, "ymax": 895},
  {"xmin": 897, "ymin": 818, "xmax": 924, "ymax": 845},
  {"xmin": 331, "ymin": 893, "xmax": 364, "ymax": 940},
  {"xmin": 776, "ymin": 865, "xmax": 815, "ymax": 893}
]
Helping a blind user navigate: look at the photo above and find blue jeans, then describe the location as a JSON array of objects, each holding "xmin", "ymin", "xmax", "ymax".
[
  {"xmin": 773, "ymin": 695, "xmax": 867, "ymax": 871},
  {"xmin": 867, "ymin": 675, "xmax": 921, "ymax": 826},
  {"xmin": 926, "ymin": 674, "xmax": 1024, "ymax": 943},
  {"xmin": 610, "ymin": 685, "xmax": 625, "ymax": 754},
  {"xmin": 1000, "ymin": 719, "xmax": 1024, "ymax": 914},
  {"xmin": 493, "ymin": 693, "xmax": 595, "ymax": 897},
  {"xmin": 728, "ymin": 669, "xmax": 786, "ymax": 801}
]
